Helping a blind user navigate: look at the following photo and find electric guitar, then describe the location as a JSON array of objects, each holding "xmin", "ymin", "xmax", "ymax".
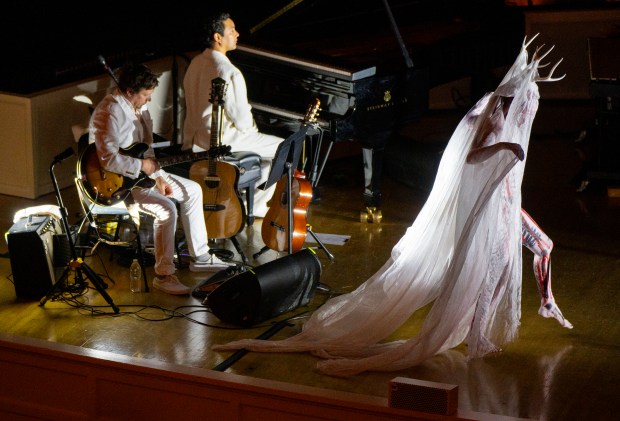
[
  {"xmin": 261, "ymin": 99, "xmax": 320, "ymax": 253},
  {"xmin": 189, "ymin": 77, "xmax": 245, "ymax": 239},
  {"xmin": 76, "ymin": 142, "xmax": 226, "ymax": 207}
]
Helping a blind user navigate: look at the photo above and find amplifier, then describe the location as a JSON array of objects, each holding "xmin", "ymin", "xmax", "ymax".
[
  {"xmin": 6, "ymin": 215, "xmax": 64, "ymax": 298},
  {"xmin": 389, "ymin": 377, "xmax": 458, "ymax": 415}
]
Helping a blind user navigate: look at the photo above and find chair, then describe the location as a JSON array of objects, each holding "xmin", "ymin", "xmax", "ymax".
[{"xmin": 74, "ymin": 177, "xmax": 149, "ymax": 292}]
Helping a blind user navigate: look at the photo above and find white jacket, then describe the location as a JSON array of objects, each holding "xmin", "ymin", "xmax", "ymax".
[{"xmin": 182, "ymin": 49, "xmax": 280, "ymax": 159}]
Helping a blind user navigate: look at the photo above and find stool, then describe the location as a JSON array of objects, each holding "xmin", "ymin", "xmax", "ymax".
[{"xmin": 222, "ymin": 151, "xmax": 262, "ymax": 225}]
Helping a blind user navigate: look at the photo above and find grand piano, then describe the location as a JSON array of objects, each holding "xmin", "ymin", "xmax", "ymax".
[
  {"xmin": 231, "ymin": 40, "xmax": 429, "ymax": 222},
  {"xmin": 228, "ymin": 0, "xmax": 523, "ymax": 221}
]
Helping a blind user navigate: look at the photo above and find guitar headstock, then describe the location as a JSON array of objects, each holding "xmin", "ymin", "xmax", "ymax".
[
  {"xmin": 303, "ymin": 98, "xmax": 321, "ymax": 125},
  {"xmin": 210, "ymin": 77, "xmax": 227, "ymax": 105}
]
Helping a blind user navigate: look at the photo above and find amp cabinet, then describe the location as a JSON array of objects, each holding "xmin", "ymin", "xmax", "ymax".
[{"xmin": 6, "ymin": 215, "xmax": 64, "ymax": 298}]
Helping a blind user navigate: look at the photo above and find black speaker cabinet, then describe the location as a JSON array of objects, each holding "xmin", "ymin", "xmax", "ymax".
[
  {"xmin": 207, "ymin": 248, "xmax": 321, "ymax": 326},
  {"xmin": 6, "ymin": 215, "xmax": 63, "ymax": 298}
]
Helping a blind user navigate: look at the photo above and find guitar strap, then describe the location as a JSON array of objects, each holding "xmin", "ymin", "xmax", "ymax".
[{"xmin": 136, "ymin": 112, "xmax": 152, "ymax": 145}]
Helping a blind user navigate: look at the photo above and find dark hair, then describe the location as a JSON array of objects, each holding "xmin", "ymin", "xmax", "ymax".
[
  {"xmin": 204, "ymin": 11, "xmax": 231, "ymax": 49},
  {"xmin": 116, "ymin": 62, "xmax": 160, "ymax": 93}
]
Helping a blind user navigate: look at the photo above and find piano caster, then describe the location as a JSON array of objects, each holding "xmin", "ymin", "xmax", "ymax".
[{"xmin": 360, "ymin": 207, "xmax": 382, "ymax": 224}]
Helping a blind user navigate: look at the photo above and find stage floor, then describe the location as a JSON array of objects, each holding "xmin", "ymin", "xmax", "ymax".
[{"xmin": 0, "ymin": 100, "xmax": 618, "ymax": 421}]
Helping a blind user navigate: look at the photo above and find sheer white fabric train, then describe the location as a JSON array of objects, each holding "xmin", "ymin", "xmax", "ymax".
[{"xmin": 213, "ymin": 36, "xmax": 560, "ymax": 377}]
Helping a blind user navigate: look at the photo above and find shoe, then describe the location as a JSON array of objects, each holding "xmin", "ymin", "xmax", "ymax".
[
  {"xmin": 152, "ymin": 274, "xmax": 190, "ymax": 295},
  {"xmin": 189, "ymin": 254, "xmax": 235, "ymax": 272}
]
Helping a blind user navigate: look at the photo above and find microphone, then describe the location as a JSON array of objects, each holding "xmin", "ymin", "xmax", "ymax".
[
  {"xmin": 97, "ymin": 55, "xmax": 120, "ymax": 87},
  {"xmin": 53, "ymin": 147, "xmax": 75, "ymax": 164}
]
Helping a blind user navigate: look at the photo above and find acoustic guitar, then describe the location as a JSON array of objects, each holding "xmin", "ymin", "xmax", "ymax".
[
  {"xmin": 189, "ymin": 77, "xmax": 245, "ymax": 240},
  {"xmin": 76, "ymin": 142, "xmax": 223, "ymax": 207},
  {"xmin": 260, "ymin": 99, "xmax": 320, "ymax": 253}
]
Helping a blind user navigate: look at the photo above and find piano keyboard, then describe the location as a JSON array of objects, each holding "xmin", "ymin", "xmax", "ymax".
[{"xmin": 250, "ymin": 101, "xmax": 331, "ymax": 130}]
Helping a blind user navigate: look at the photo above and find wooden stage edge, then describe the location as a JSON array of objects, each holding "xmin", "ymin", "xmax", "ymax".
[{"xmin": 0, "ymin": 333, "xmax": 527, "ymax": 420}]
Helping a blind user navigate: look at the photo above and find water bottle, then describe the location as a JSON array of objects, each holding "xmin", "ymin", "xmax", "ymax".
[{"xmin": 129, "ymin": 258, "xmax": 142, "ymax": 292}]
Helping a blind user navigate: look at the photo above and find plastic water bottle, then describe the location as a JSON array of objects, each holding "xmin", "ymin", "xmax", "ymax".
[{"xmin": 129, "ymin": 259, "xmax": 142, "ymax": 292}]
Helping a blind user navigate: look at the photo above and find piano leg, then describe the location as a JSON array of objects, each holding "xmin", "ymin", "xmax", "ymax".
[{"xmin": 361, "ymin": 147, "xmax": 384, "ymax": 223}]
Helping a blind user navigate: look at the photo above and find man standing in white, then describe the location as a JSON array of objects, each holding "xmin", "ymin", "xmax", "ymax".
[{"xmin": 182, "ymin": 11, "xmax": 282, "ymax": 219}]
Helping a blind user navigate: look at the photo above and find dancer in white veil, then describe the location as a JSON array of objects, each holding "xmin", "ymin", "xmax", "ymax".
[{"xmin": 213, "ymin": 36, "xmax": 573, "ymax": 377}]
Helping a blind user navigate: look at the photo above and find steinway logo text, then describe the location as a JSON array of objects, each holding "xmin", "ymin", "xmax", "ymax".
[{"xmin": 366, "ymin": 96, "xmax": 408, "ymax": 111}]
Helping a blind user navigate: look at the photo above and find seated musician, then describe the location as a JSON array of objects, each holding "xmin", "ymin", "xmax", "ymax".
[
  {"xmin": 88, "ymin": 62, "xmax": 233, "ymax": 295},
  {"xmin": 182, "ymin": 11, "xmax": 283, "ymax": 218}
]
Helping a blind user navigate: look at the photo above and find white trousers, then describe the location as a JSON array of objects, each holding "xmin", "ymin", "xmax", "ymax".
[{"xmin": 131, "ymin": 173, "xmax": 209, "ymax": 276}]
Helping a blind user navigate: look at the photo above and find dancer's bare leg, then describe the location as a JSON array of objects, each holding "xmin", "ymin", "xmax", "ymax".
[{"xmin": 521, "ymin": 209, "xmax": 573, "ymax": 329}]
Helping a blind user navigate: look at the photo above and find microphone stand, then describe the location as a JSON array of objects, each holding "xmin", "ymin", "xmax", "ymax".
[{"xmin": 39, "ymin": 150, "xmax": 120, "ymax": 314}]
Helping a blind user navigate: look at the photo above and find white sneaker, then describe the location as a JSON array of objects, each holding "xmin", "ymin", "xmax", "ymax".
[
  {"xmin": 189, "ymin": 254, "xmax": 235, "ymax": 272},
  {"xmin": 152, "ymin": 274, "xmax": 190, "ymax": 295}
]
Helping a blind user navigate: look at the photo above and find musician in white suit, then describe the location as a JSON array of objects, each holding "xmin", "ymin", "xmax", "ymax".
[
  {"xmin": 89, "ymin": 62, "xmax": 233, "ymax": 295},
  {"xmin": 182, "ymin": 11, "xmax": 282, "ymax": 218}
]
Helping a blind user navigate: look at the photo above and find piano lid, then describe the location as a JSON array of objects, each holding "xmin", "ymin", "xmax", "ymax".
[
  {"xmin": 235, "ymin": 44, "xmax": 376, "ymax": 82},
  {"xmin": 235, "ymin": 0, "xmax": 424, "ymax": 74},
  {"xmin": 233, "ymin": 0, "xmax": 524, "ymax": 86}
]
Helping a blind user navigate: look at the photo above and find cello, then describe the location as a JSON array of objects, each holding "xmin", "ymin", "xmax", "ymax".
[
  {"xmin": 190, "ymin": 77, "xmax": 245, "ymax": 239},
  {"xmin": 260, "ymin": 99, "xmax": 320, "ymax": 253}
]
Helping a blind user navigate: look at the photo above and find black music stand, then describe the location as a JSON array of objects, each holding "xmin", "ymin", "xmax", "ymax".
[{"xmin": 40, "ymin": 150, "xmax": 120, "ymax": 314}]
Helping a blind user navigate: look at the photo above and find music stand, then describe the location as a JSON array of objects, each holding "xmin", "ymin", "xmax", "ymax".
[{"xmin": 260, "ymin": 127, "xmax": 308, "ymax": 254}]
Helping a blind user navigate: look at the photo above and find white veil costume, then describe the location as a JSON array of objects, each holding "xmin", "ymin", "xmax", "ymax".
[{"xmin": 213, "ymin": 38, "xmax": 562, "ymax": 377}]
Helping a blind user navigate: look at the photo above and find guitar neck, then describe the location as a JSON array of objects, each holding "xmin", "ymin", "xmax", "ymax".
[{"xmin": 158, "ymin": 150, "xmax": 211, "ymax": 168}]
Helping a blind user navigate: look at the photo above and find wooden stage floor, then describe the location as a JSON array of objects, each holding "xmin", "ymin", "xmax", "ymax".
[{"xmin": 0, "ymin": 100, "xmax": 618, "ymax": 420}]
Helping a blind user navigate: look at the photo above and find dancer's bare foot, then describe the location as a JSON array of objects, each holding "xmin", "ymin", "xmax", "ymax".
[
  {"xmin": 467, "ymin": 334, "xmax": 503, "ymax": 359},
  {"xmin": 539, "ymin": 302, "xmax": 573, "ymax": 329}
]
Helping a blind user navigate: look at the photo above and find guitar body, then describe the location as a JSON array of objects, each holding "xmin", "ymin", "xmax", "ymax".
[
  {"xmin": 76, "ymin": 142, "xmax": 214, "ymax": 207},
  {"xmin": 187, "ymin": 77, "xmax": 246, "ymax": 240},
  {"xmin": 190, "ymin": 159, "xmax": 245, "ymax": 239},
  {"xmin": 261, "ymin": 170, "xmax": 313, "ymax": 252},
  {"xmin": 77, "ymin": 143, "xmax": 151, "ymax": 206}
]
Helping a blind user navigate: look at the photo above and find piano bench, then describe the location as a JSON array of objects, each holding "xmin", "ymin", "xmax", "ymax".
[{"xmin": 223, "ymin": 151, "xmax": 262, "ymax": 226}]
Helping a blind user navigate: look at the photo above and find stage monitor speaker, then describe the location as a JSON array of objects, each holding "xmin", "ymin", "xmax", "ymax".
[
  {"xmin": 6, "ymin": 215, "xmax": 63, "ymax": 299},
  {"xmin": 207, "ymin": 248, "xmax": 321, "ymax": 326}
]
